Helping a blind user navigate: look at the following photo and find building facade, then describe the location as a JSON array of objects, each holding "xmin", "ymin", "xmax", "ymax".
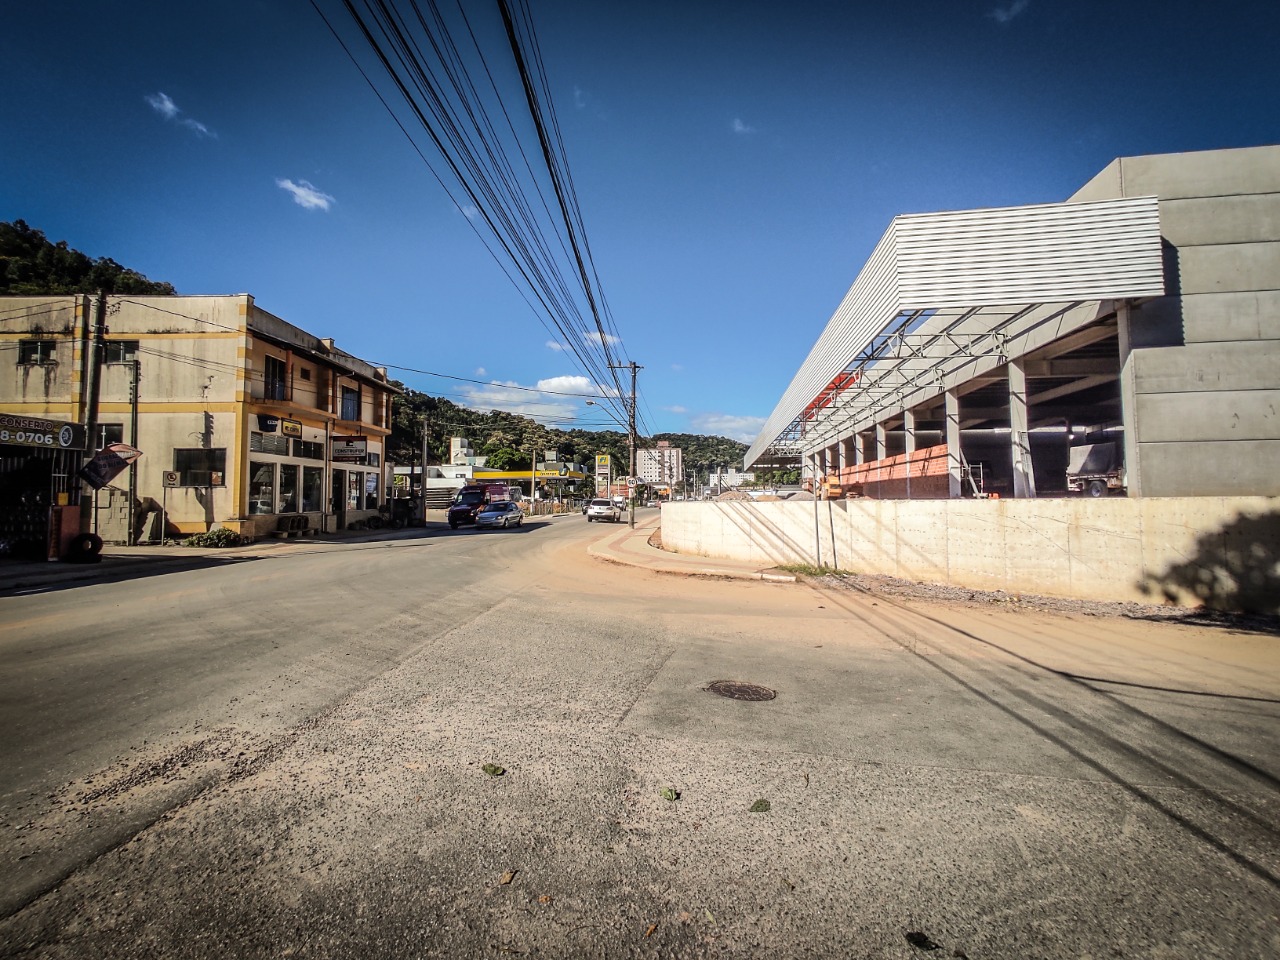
[
  {"xmin": 637, "ymin": 441, "xmax": 683, "ymax": 490},
  {"xmin": 1, "ymin": 294, "xmax": 399, "ymax": 544},
  {"xmin": 746, "ymin": 145, "xmax": 1280, "ymax": 501}
]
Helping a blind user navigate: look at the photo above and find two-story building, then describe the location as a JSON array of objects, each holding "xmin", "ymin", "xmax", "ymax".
[{"xmin": 1, "ymin": 294, "xmax": 400, "ymax": 547}]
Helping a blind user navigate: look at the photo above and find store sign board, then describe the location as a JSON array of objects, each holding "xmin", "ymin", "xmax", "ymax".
[
  {"xmin": 256, "ymin": 415, "xmax": 280, "ymax": 432},
  {"xmin": 332, "ymin": 436, "xmax": 368, "ymax": 462},
  {"xmin": 0, "ymin": 413, "xmax": 88, "ymax": 450},
  {"xmin": 281, "ymin": 418, "xmax": 303, "ymax": 438},
  {"xmin": 79, "ymin": 443, "xmax": 143, "ymax": 490},
  {"xmin": 595, "ymin": 454, "xmax": 610, "ymax": 476}
]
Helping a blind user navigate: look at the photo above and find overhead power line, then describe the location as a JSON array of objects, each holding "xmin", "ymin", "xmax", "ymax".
[{"xmin": 310, "ymin": 0, "xmax": 644, "ymax": 430}]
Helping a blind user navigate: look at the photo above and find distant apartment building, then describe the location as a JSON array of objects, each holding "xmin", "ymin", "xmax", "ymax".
[
  {"xmin": 709, "ymin": 466, "xmax": 755, "ymax": 489},
  {"xmin": 1, "ymin": 294, "xmax": 399, "ymax": 547},
  {"xmin": 637, "ymin": 440, "xmax": 683, "ymax": 488}
]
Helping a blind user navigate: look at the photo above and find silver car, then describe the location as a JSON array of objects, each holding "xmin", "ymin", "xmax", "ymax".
[
  {"xmin": 475, "ymin": 500, "xmax": 524, "ymax": 529},
  {"xmin": 585, "ymin": 498, "xmax": 620, "ymax": 522}
]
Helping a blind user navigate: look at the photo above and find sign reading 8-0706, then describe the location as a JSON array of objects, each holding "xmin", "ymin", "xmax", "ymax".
[{"xmin": 0, "ymin": 414, "xmax": 88, "ymax": 450}]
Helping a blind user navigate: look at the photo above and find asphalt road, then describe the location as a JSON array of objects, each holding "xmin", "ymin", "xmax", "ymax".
[{"xmin": 1, "ymin": 514, "xmax": 1277, "ymax": 958}]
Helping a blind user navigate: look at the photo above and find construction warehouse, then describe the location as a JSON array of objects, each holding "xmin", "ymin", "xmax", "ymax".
[{"xmin": 663, "ymin": 145, "xmax": 1280, "ymax": 612}]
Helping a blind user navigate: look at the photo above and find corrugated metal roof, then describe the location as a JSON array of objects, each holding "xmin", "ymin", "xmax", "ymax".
[{"xmin": 745, "ymin": 195, "xmax": 1164, "ymax": 467}]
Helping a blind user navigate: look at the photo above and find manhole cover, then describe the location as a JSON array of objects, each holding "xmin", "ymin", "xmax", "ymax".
[{"xmin": 705, "ymin": 680, "xmax": 776, "ymax": 702}]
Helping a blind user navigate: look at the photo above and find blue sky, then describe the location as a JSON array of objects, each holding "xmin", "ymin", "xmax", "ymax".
[{"xmin": 3, "ymin": 1, "xmax": 1278, "ymax": 443}]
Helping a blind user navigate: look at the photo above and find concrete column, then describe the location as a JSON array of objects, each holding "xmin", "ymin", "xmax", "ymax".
[
  {"xmin": 840, "ymin": 436, "xmax": 855, "ymax": 474},
  {"xmin": 1009, "ymin": 359, "xmax": 1037, "ymax": 498},
  {"xmin": 1116, "ymin": 301, "xmax": 1141, "ymax": 497},
  {"xmin": 945, "ymin": 390, "xmax": 962, "ymax": 498},
  {"xmin": 853, "ymin": 433, "xmax": 865, "ymax": 466},
  {"xmin": 874, "ymin": 423, "xmax": 887, "ymax": 461},
  {"xmin": 834, "ymin": 440, "xmax": 846, "ymax": 479}
]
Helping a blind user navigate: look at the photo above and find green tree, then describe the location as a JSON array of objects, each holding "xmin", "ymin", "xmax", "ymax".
[{"xmin": 0, "ymin": 220, "xmax": 176, "ymax": 295}]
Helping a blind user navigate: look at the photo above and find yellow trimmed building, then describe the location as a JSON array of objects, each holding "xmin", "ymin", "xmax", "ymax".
[{"xmin": 1, "ymin": 294, "xmax": 399, "ymax": 542}]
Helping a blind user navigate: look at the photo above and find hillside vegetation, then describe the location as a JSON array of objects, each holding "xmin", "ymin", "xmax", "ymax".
[{"xmin": 1, "ymin": 220, "xmax": 176, "ymax": 295}]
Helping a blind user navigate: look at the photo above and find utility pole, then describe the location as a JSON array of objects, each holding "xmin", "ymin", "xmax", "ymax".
[
  {"xmin": 128, "ymin": 358, "xmax": 140, "ymax": 545},
  {"xmin": 79, "ymin": 292, "xmax": 107, "ymax": 535},
  {"xmin": 420, "ymin": 412, "xmax": 430, "ymax": 524},
  {"xmin": 609, "ymin": 361, "xmax": 641, "ymax": 529}
]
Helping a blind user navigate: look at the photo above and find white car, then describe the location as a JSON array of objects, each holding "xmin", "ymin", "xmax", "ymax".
[{"xmin": 586, "ymin": 498, "xmax": 621, "ymax": 522}]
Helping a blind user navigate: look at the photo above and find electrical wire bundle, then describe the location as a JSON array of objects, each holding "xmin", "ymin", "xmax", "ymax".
[{"xmin": 311, "ymin": 0, "xmax": 651, "ymax": 436}]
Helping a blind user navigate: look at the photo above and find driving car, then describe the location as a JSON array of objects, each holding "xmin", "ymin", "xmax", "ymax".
[
  {"xmin": 475, "ymin": 500, "xmax": 524, "ymax": 529},
  {"xmin": 585, "ymin": 498, "xmax": 621, "ymax": 522}
]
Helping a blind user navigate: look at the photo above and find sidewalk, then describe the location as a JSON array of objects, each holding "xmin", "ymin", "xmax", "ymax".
[
  {"xmin": 0, "ymin": 525, "xmax": 421, "ymax": 594},
  {"xmin": 587, "ymin": 512, "xmax": 795, "ymax": 582}
]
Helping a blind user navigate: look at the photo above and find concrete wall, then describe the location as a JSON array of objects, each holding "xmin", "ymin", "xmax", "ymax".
[
  {"xmin": 1071, "ymin": 145, "xmax": 1280, "ymax": 497},
  {"xmin": 661, "ymin": 498, "xmax": 1280, "ymax": 614}
]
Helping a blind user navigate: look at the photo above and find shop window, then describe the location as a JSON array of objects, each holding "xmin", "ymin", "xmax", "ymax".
[
  {"xmin": 174, "ymin": 448, "xmax": 227, "ymax": 486},
  {"xmin": 367, "ymin": 452, "xmax": 380, "ymax": 467},
  {"xmin": 250, "ymin": 431, "xmax": 289, "ymax": 455},
  {"xmin": 249, "ymin": 461, "xmax": 275, "ymax": 514},
  {"xmin": 18, "ymin": 340, "xmax": 57, "ymax": 365},
  {"xmin": 104, "ymin": 341, "xmax": 138, "ymax": 364},
  {"xmin": 264, "ymin": 356, "xmax": 287, "ymax": 401},
  {"xmin": 302, "ymin": 466, "xmax": 323, "ymax": 512},
  {"xmin": 292, "ymin": 438, "xmax": 324, "ymax": 460},
  {"xmin": 365, "ymin": 471, "xmax": 378, "ymax": 509},
  {"xmin": 94, "ymin": 423, "xmax": 124, "ymax": 449},
  {"xmin": 279, "ymin": 464, "xmax": 299, "ymax": 513},
  {"xmin": 346, "ymin": 471, "xmax": 361, "ymax": 510},
  {"xmin": 341, "ymin": 385, "xmax": 360, "ymax": 422}
]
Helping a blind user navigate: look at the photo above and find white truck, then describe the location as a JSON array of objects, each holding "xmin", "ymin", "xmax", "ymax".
[{"xmin": 1066, "ymin": 442, "xmax": 1126, "ymax": 497}]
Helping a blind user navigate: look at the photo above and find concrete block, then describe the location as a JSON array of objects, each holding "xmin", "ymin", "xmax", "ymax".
[
  {"xmin": 1138, "ymin": 497, "xmax": 1280, "ymax": 613},
  {"xmin": 1134, "ymin": 341, "xmax": 1280, "ymax": 393},
  {"xmin": 999, "ymin": 501, "xmax": 1075, "ymax": 596},
  {"xmin": 840, "ymin": 499, "xmax": 898, "ymax": 574},
  {"xmin": 944, "ymin": 503, "xmax": 1008, "ymax": 590},
  {"xmin": 1180, "ymin": 291, "xmax": 1280, "ymax": 343},
  {"xmin": 1135, "ymin": 389, "xmax": 1280, "ymax": 443},
  {"xmin": 892, "ymin": 500, "xmax": 948, "ymax": 583},
  {"xmin": 1158, "ymin": 193, "xmax": 1280, "ymax": 247},
  {"xmin": 1066, "ymin": 500, "xmax": 1146, "ymax": 603},
  {"xmin": 1121, "ymin": 146, "xmax": 1280, "ymax": 201},
  {"xmin": 1137, "ymin": 441, "xmax": 1280, "ymax": 498},
  {"xmin": 1177, "ymin": 242, "xmax": 1280, "ymax": 296}
]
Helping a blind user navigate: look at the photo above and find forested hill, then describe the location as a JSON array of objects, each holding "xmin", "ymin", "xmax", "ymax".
[
  {"xmin": 648, "ymin": 432, "xmax": 749, "ymax": 471},
  {"xmin": 0, "ymin": 220, "xmax": 176, "ymax": 295},
  {"xmin": 390, "ymin": 389, "xmax": 748, "ymax": 476}
]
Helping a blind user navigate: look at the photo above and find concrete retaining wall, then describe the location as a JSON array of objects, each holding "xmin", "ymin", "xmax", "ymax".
[{"xmin": 660, "ymin": 497, "xmax": 1280, "ymax": 614}]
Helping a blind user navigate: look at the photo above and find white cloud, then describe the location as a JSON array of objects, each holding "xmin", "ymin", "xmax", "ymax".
[
  {"xmin": 663, "ymin": 405, "xmax": 687, "ymax": 414},
  {"xmin": 670, "ymin": 363, "xmax": 683, "ymax": 372},
  {"xmin": 691, "ymin": 412, "xmax": 767, "ymax": 444},
  {"xmin": 146, "ymin": 92, "xmax": 216, "ymax": 138},
  {"xmin": 458, "ymin": 380, "xmax": 578, "ymax": 422},
  {"xmin": 460, "ymin": 204, "xmax": 480, "ymax": 220},
  {"xmin": 536, "ymin": 375, "xmax": 595, "ymax": 394},
  {"xmin": 545, "ymin": 340, "xmax": 568, "ymax": 351},
  {"xmin": 582, "ymin": 330, "xmax": 621, "ymax": 347},
  {"xmin": 990, "ymin": 0, "xmax": 1030, "ymax": 24},
  {"xmin": 475, "ymin": 367, "xmax": 487, "ymax": 376},
  {"xmin": 276, "ymin": 178, "xmax": 336, "ymax": 212},
  {"xmin": 573, "ymin": 86, "xmax": 586, "ymax": 109},
  {"xmin": 732, "ymin": 118, "xmax": 757, "ymax": 135},
  {"xmin": 145, "ymin": 92, "xmax": 179, "ymax": 120}
]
